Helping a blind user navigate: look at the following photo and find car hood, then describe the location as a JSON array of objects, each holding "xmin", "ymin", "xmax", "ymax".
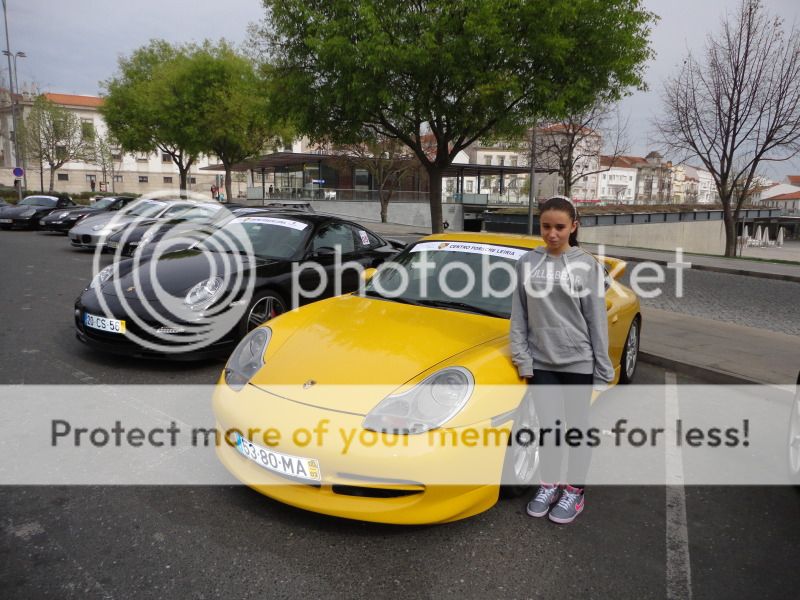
[
  {"xmin": 1, "ymin": 205, "xmax": 53, "ymax": 216},
  {"xmin": 103, "ymin": 249, "xmax": 270, "ymax": 300},
  {"xmin": 250, "ymin": 294, "xmax": 507, "ymax": 414},
  {"xmin": 43, "ymin": 206, "xmax": 96, "ymax": 220},
  {"xmin": 70, "ymin": 212, "xmax": 137, "ymax": 234}
]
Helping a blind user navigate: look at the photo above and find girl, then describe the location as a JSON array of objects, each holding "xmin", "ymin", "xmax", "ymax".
[{"xmin": 509, "ymin": 196, "xmax": 615, "ymax": 524}]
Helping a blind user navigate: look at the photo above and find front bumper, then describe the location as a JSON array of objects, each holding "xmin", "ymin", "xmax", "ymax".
[
  {"xmin": 74, "ymin": 294, "xmax": 238, "ymax": 360},
  {"xmin": 0, "ymin": 216, "xmax": 39, "ymax": 229},
  {"xmin": 212, "ymin": 383, "xmax": 509, "ymax": 524}
]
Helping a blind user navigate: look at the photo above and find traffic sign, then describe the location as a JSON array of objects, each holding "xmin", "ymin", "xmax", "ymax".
[
  {"xmin": 12, "ymin": 167, "xmax": 23, "ymax": 178},
  {"xmin": 311, "ymin": 179, "xmax": 325, "ymax": 184}
]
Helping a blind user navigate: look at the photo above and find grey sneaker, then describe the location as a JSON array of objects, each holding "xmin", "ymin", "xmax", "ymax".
[
  {"xmin": 548, "ymin": 485, "xmax": 584, "ymax": 524},
  {"xmin": 526, "ymin": 483, "xmax": 561, "ymax": 517}
]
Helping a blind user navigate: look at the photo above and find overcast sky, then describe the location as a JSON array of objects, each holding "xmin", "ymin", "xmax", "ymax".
[{"xmin": 7, "ymin": 0, "xmax": 800, "ymax": 180}]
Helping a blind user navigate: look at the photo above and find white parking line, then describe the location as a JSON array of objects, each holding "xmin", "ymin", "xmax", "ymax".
[{"xmin": 665, "ymin": 371, "xmax": 692, "ymax": 600}]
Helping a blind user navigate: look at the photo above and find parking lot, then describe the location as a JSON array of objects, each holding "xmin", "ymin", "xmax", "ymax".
[{"xmin": 2, "ymin": 230, "xmax": 799, "ymax": 599}]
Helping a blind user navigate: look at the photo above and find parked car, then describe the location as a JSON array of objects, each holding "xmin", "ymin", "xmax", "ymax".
[
  {"xmin": 788, "ymin": 370, "xmax": 800, "ymax": 483},
  {"xmin": 68, "ymin": 198, "xmax": 211, "ymax": 250},
  {"xmin": 39, "ymin": 195, "xmax": 137, "ymax": 233},
  {"xmin": 212, "ymin": 232, "xmax": 641, "ymax": 524},
  {"xmin": 263, "ymin": 200, "xmax": 314, "ymax": 212},
  {"xmin": 0, "ymin": 194, "xmax": 76, "ymax": 229},
  {"xmin": 74, "ymin": 211, "xmax": 399, "ymax": 359},
  {"xmin": 105, "ymin": 202, "xmax": 243, "ymax": 257}
]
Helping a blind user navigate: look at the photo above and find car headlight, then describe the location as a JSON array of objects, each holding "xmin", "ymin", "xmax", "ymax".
[
  {"xmin": 224, "ymin": 327, "xmax": 271, "ymax": 391},
  {"xmin": 89, "ymin": 265, "xmax": 115, "ymax": 290},
  {"xmin": 68, "ymin": 213, "xmax": 85, "ymax": 221},
  {"xmin": 21, "ymin": 208, "xmax": 36, "ymax": 217},
  {"xmin": 58, "ymin": 211, "xmax": 70, "ymax": 218},
  {"xmin": 184, "ymin": 277, "xmax": 223, "ymax": 311},
  {"xmin": 362, "ymin": 367, "xmax": 474, "ymax": 434}
]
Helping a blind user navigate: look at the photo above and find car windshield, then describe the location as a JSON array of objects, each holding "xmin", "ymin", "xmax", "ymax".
[
  {"xmin": 199, "ymin": 215, "xmax": 311, "ymax": 260},
  {"xmin": 363, "ymin": 240, "xmax": 530, "ymax": 319},
  {"xmin": 168, "ymin": 205, "xmax": 222, "ymax": 222},
  {"xmin": 19, "ymin": 196, "xmax": 57, "ymax": 207},
  {"xmin": 126, "ymin": 201, "xmax": 167, "ymax": 217},
  {"xmin": 93, "ymin": 198, "xmax": 116, "ymax": 209}
]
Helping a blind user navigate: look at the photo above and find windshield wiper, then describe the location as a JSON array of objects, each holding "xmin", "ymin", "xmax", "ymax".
[
  {"xmin": 415, "ymin": 299, "xmax": 506, "ymax": 318},
  {"xmin": 362, "ymin": 289, "xmax": 422, "ymax": 306}
]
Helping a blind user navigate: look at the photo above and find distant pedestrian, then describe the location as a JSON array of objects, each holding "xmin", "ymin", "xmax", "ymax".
[
  {"xmin": 211, "ymin": 184, "xmax": 218, "ymax": 199},
  {"xmin": 268, "ymin": 185, "xmax": 274, "ymax": 196},
  {"xmin": 90, "ymin": 179, "xmax": 96, "ymax": 192}
]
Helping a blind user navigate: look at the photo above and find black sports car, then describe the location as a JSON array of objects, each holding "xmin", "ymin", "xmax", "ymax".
[
  {"xmin": 75, "ymin": 211, "xmax": 401, "ymax": 359},
  {"xmin": 0, "ymin": 194, "xmax": 76, "ymax": 229},
  {"xmin": 39, "ymin": 195, "xmax": 136, "ymax": 233}
]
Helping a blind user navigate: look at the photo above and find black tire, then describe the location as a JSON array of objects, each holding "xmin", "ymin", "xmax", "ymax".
[
  {"xmin": 239, "ymin": 289, "xmax": 288, "ymax": 336},
  {"xmin": 619, "ymin": 317, "xmax": 640, "ymax": 384},
  {"xmin": 500, "ymin": 391, "xmax": 540, "ymax": 498},
  {"xmin": 787, "ymin": 372, "xmax": 800, "ymax": 484}
]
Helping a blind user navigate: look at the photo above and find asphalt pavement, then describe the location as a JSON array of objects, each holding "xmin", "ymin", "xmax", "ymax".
[{"xmin": 1, "ymin": 228, "xmax": 799, "ymax": 599}]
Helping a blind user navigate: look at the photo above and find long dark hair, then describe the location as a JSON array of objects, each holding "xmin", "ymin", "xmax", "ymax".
[{"xmin": 539, "ymin": 196, "xmax": 579, "ymax": 247}]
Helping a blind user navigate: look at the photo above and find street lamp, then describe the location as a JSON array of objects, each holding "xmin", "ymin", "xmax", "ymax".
[{"xmin": 2, "ymin": 48, "xmax": 24, "ymax": 200}]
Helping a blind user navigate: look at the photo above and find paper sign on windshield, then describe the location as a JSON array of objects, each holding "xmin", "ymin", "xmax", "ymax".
[
  {"xmin": 230, "ymin": 216, "xmax": 308, "ymax": 230},
  {"xmin": 410, "ymin": 241, "xmax": 528, "ymax": 260}
]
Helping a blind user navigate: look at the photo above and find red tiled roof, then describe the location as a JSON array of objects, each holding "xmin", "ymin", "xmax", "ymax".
[
  {"xmin": 44, "ymin": 93, "xmax": 104, "ymax": 108},
  {"xmin": 599, "ymin": 155, "xmax": 648, "ymax": 168},
  {"xmin": 787, "ymin": 175, "xmax": 800, "ymax": 186},
  {"xmin": 768, "ymin": 191, "xmax": 800, "ymax": 201}
]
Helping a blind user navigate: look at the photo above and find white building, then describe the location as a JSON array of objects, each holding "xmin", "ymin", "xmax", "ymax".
[
  {"xmin": 1, "ymin": 91, "xmax": 220, "ymax": 196},
  {"xmin": 596, "ymin": 155, "xmax": 641, "ymax": 203}
]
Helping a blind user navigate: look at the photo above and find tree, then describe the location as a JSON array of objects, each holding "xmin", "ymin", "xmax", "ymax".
[
  {"xmin": 657, "ymin": 0, "xmax": 800, "ymax": 256},
  {"xmin": 20, "ymin": 95, "xmax": 88, "ymax": 192},
  {"xmin": 92, "ymin": 132, "xmax": 125, "ymax": 193},
  {"xmin": 254, "ymin": 0, "xmax": 655, "ymax": 232},
  {"xmin": 531, "ymin": 102, "xmax": 630, "ymax": 198},
  {"xmin": 101, "ymin": 40, "xmax": 204, "ymax": 194},
  {"xmin": 172, "ymin": 43, "xmax": 292, "ymax": 201},
  {"xmin": 330, "ymin": 135, "xmax": 421, "ymax": 222}
]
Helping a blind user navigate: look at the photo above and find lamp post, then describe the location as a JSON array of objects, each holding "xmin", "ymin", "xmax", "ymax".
[
  {"xmin": 3, "ymin": 49, "xmax": 24, "ymax": 199},
  {"xmin": 2, "ymin": 0, "xmax": 25, "ymax": 200}
]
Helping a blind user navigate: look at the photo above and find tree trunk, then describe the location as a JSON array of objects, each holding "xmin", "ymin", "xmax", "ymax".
[
  {"xmin": 721, "ymin": 198, "xmax": 736, "ymax": 257},
  {"xmin": 48, "ymin": 166, "xmax": 55, "ymax": 192},
  {"xmin": 224, "ymin": 165, "xmax": 233, "ymax": 203},
  {"xmin": 178, "ymin": 166, "xmax": 189, "ymax": 198},
  {"xmin": 426, "ymin": 165, "xmax": 444, "ymax": 233}
]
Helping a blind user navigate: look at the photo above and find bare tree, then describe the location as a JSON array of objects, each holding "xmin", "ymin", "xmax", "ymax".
[
  {"xmin": 531, "ymin": 102, "xmax": 629, "ymax": 198},
  {"xmin": 21, "ymin": 95, "xmax": 88, "ymax": 192},
  {"xmin": 92, "ymin": 132, "xmax": 122, "ymax": 193},
  {"xmin": 657, "ymin": 0, "xmax": 800, "ymax": 256},
  {"xmin": 331, "ymin": 135, "xmax": 421, "ymax": 223}
]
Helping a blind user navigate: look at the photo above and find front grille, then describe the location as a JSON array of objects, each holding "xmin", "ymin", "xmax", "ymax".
[{"xmin": 331, "ymin": 485, "xmax": 423, "ymax": 499}]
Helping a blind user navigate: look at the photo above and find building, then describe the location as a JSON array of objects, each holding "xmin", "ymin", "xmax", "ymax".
[
  {"xmin": 596, "ymin": 155, "xmax": 643, "ymax": 203},
  {"xmin": 0, "ymin": 91, "xmax": 220, "ymax": 196}
]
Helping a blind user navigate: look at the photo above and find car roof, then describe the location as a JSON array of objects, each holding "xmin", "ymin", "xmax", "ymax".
[{"xmin": 421, "ymin": 231, "xmax": 547, "ymax": 249}]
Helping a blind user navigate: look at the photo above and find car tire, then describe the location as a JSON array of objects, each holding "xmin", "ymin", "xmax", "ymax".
[
  {"xmin": 619, "ymin": 317, "xmax": 640, "ymax": 384},
  {"xmin": 240, "ymin": 289, "xmax": 288, "ymax": 336},
  {"xmin": 787, "ymin": 372, "xmax": 800, "ymax": 484},
  {"xmin": 500, "ymin": 391, "xmax": 540, "ymax": 498}
]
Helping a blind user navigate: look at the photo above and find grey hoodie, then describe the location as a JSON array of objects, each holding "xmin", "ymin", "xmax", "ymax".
[{"xmin": 510, "ymin": 246, "xmax": 615, "ymax": 386}]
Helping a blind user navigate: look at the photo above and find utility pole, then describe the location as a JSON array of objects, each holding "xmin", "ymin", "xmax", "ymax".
[
  {"xmin": 527, "ymin": 122, "xmax": 538, "ymax": 235},
  {"xmin": 2, "ymin": 0, "xmax": 23, "ymax": 201}
]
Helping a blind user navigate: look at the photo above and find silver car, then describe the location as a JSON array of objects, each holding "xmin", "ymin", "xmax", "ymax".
[{"xmin": 68, "ymin": 198, "xmax": 206, "ymax": 249}]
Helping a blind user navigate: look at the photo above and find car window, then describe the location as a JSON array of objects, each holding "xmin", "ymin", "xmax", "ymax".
[
  {"xmin": 313, "ymin": 223, "xmax": 356, "ymax": 254},
  {"xmin": 127, "ymin": 201, "xmax": 167, "ymax": 217},
  {"xmin": 19, "ymin": 196, "xmax": 57, "ymax": 207},
  {"xmin": 201, "ymin": 216, "xmax": 311, "ymax": 260}
]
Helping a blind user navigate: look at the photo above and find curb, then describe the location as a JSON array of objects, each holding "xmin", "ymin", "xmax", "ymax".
[
  {"xmin": 601, "ymin": 253, "xmax": 800, "ymax": 283},
  {"xmin": 640, "ymin": 351, "xmax": 768, "ymax": 386}
]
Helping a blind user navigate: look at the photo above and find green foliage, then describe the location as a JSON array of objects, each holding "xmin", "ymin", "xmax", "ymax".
[
  {"xmin": 258, "ymin": 0, "xmax": 656, "ymax": 230},
  {"xmin": 20, "ymin": 96, "xmax": 89, "ymax": 191}
]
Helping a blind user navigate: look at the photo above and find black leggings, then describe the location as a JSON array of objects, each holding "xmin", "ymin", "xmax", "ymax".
[{"xmin": 528, "ymin": 369, "xmax": 593, "ymax": 487}]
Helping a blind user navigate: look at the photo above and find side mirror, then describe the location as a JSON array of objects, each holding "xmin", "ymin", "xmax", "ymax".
[
  {"xmin": 602, "ymin": 257, "xmax": 626, "ymax": 280},
  {"xmin": 362, "ymin": 267, "xmax": 377, "ymax": 283},
  {"xmin": 312, "ymin": 246, "xmax": 336, "ymax": 257}
]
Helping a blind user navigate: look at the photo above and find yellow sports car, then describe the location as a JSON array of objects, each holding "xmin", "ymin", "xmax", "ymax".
[{"xmin": 212, "ymin": 232, "xmax": 641, "ymax": 524}]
